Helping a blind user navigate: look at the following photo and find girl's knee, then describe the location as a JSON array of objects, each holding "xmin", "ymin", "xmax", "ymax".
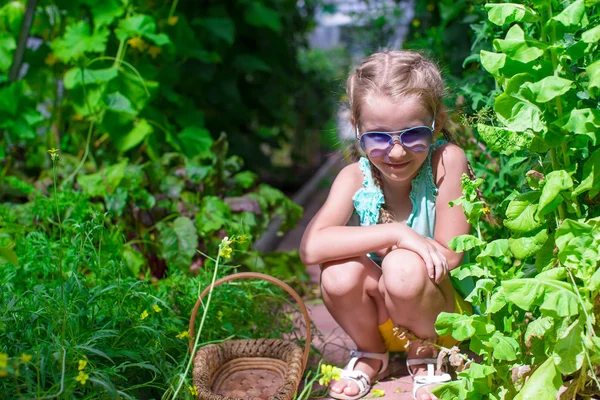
[
  {"xmin": 380, "ymin": 249, "xmax": 428, "ymax": 301},
  {"xmin": 320, "ymin": 257, "xmax": 369, "ymax": 298}
]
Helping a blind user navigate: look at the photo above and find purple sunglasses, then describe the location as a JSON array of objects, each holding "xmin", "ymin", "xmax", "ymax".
[{"xmin": 356, "ymin": 120, "xmax": 435, "ymax": 157}]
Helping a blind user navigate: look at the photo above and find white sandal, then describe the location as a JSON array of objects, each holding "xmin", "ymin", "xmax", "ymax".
[
  {"xmin": 407, "ymin": 358, "xmax": 452, "ymax": 399},
  {"xmin": 327, "ymin": 349, "xmax": 389, "ymax": 400}
]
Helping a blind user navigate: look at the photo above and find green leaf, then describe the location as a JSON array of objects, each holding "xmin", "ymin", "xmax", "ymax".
[
  {"xmin": 244, "ymin": 3, "xmax": 281, "ymax": 32},
  {"xmin": 83, "ymin": 0, "xmax": 125, "ymax": 27},
  {"xmin": 195, "ymin": 196, "xmax": 231, "ymax": 234},
  {"xmin": 555, "ymin": 219, "xmax": 593, "ymax": 252},
  {"xmin": 158, "ymin": 216, "xmax": 198, "ymax": 271},
  {"xmin": 0, "ymin": 32, "xmax": 16, "ymax": 72},
  {"xmin": 172, "ymin": 126, "xmax": 213, "ymax": 159},
  {"xmin": 504, "ymin": 191, "xmax": 543, "ymax": 233},
  {"xmin": 104, "ymin": 92, "xmax": 137, "ymax": 115},
  {"xmin": 524, "ymin": 76, "xmax": 573, "ymax": 103},
  {"xmin": 493, "ymin": 24, "xmax": 546, "ymax": 64},
  {"xmin": 477, "ymin": 123, "xmax": 533, "ymax": 155},
  {"xmin": 485, "ymin": 3, "xmax": 538, "ymax": 26},
  {"xmin": 536, "ymin": 170, "xmax": 573, "ymax": 219},
  {"xmin": 234, "ymin": 54, "xmax": 271, "ymax": 72},
  {"xmin": 50, "ymin": 21, "xmax": 109, "ymax": 62},
  {"xmin": 116, "ymin": 14, "xmax": 171, "ymax": 46},
  {"xmin": 554, "ymin": 108, "xmax": 600, "ymax": 145},
  {"xmin": 502, "ymin": 278, "xmax": 579, "ymax": 317},
  {"xmin": 509, "ymin": 228, "xmax": 549, "ymax": 259},
  {"xmin": 113, "ymin": 119, "xmax": 153, "ymax": 152},
  {"xmin": 448, "ymin": 234, "xmax": 485, "ymax": 252},
  {"xmin": 64, "ymin": 67, "xmax": 119, "ymax": 89},
  {"xmin": 77, "ymin": 160, "xmax": 128, "ymax": 197},
  {"xmin": 480, "ymin": 50, "xmax": 506, "ymax": 76},
  {"xmin": 451, "ymin": 263, "xmax": 487, "ymax": 280},
  {"xmin": 431, "ymin": 379, "xmax": 469, "ymax": 399},
  {"xmin": 494, "ymin": 73, "xmax": 545, "ymax": 133},
  {"xmin": 524, "ymin": 316, "xmax": 554, "ymax": 345},
  {"xmin": 487, "ymin": 332, "xmax": 519, "ymax": 361},
  {"xmin": 514, "ymin": 358, "xmax": 561, "ymax": 400},
  {"xmin": 551, "ymin": 0, "xmax": 587, "ymax": 32},
  {"xmin": 477, "ymin": 239, "xmax": 511, "ymax": 262},
  {"xmin": 465, "ymin": 278, "xmax": 495, "ymax": 306},
  {"xmin": 0, "ymin": 244, "xmax": 18, "ymax": 266},
  {"xmin": 196, "ymin": 17, "xmax": 235, "ymax": 44},
  {"xmin": 435, "ymin": 313, "xmax": 495, "ymax": 341},
  {"xmin": 587, "ymin": 59, "xmax": 600, "ymax": 97},
  {"xmin": 582, "ymin": 25, "xmax": 600, "ymax": 43},
  {"xmin": 553, "ymin": 319, "xmax": 584, "ymax": 375}
]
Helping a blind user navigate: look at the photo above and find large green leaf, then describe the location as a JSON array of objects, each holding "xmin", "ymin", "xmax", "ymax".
[
  {"xmin": 0, "ymin": 1, "xmax": 24, "ymax": 33},
  {"xmin": 524, "ymin": 76, "xmax": 573, "ymax": 103},
  {"xmin": 524, "ymin": 316, "xmax": 554, "ymax": 345},
  {"xmin": 244, "ymin": 3, "xmax": 282, "ymax": 32},
  {"xmin": 484, "ymin": 3, "xmax": 538, "ymax": 26},
  {"xmin": 104, "ymin": 92, "xmax": 137, "ymax": 116},
  {"xmin": 195, "ymin": 17, "xmax": 235, "ymax": 45},
  {"xmin": 514, "ymin": 357, "xmax": 561, "ymax": 400},
  {"xmin": 158, "ymin": 216, "xmax": 198, "ymax": 271},
  {"xmin": 448, "ymin": 234, "xmax": 485, "ymax": 252},
  {"xmin": 554, "ymin": 108, "xmax": 600, "ymax": 145},
  {"xmin": 536, "ymin": 170, "xmax": 573, "ymax": 219},
  {"xmin": 502, "ymin": 278, "xmax": 579, "ymax": 317},
  {"xmin": 51, "ymin": 21, "xmax": 109, "ymax": 62},
  {"xmin": 553, "ymin": 319, "xmax": 584, "ymax": 375},
  {"xmin": 487, "ymin": 331, "xmax": 518, "ymax": 361},
  {"xmin": 573, "ymin": 148, "xmax": 600, "ymax": 198},
  {"xmin": 493, "ymin": 25, "xmax": 546, "ymax": 64},
  {"xmin": 550, "ymin": 0, "xmax": 588, "ymax": 33},
  {"xmin": 195, "ymin": 196, "xmax": 232, "ymax": 235},
  {"xmin": 112, "ymin": 119, "xmax": 153, "ymax": 153},
  {"xmin": 77, "ymin": 160, "xmax": 128, "ymax": 197},
  {"xmin": 83, "ymin": 0, "xmax": 125, "ymax": 27},
  {"xmin": 587, "ymin": 59, "xmax": 600, "ymax": 96},
  {"xmin": 504, "ymin": 191, "xmax": 543, "ymax": 233},
  {"xmin": 480, "ymin": 50, "xmax": 505, "ymax": 76},
  {"xmin": 64, "ymin": 67, "xmax": 119, "ymax": 89},
  {"xmin": 582, "ymin": 25, "xmax": 600, "ymax": 43},
  {"xmin": 494, "ymin": 73, "xmax": 545, "ymax": 133},
  {"xmin": 175, "ymin": 126, "xmax": 213, "ymax": 159},
  {"xmin": 555, "ymin": 219, "xmax": 593, "ymax": 252},
  {"xmin": 509, "ymin": 228, "xmax": 549, "ymax": 259},
  {"xmin": 476, "ymin": 239, "xmax": 511, "ymax": 262},
  {"xmin": 477, "ymin": 123, "xmax": 533, "ymax": 155},
  {"xmin": 435, "ymin": 313, "xmax": 495, "ymax": 341},
  {"xmin": 0, "ymin": 32, "xmax": 16, "ymax": 72},
  {"xmin": 116, "ymin": 14, "xmax": 170, "ymax": 46}
]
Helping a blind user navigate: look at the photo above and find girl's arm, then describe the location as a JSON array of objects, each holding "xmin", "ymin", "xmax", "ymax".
[
  {"xmin": 299, "ymin": 163, "xmax": 399, "ymax": 265},
  {"xmin": 300, "ymin": 163, "xmax": 447, "ymax": 277},
  {"xmin": 432, "ymin": 143, "xmax": 472, "ymax": 270}
]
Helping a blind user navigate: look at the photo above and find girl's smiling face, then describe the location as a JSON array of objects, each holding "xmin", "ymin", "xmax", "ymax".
[{"xmin": 359, "ymin": 95, "xmax": 434, "ymax": 183}]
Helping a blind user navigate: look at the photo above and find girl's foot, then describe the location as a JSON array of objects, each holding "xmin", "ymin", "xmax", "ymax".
[{"xmin": 328, "ymin": 358, "xmax": 382, "ymax": 397}]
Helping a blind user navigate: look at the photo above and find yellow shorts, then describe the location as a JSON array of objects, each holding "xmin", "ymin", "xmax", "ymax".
[{"xmin": 377, "ymin": 287, "xmax": 472, "ymax": 352}]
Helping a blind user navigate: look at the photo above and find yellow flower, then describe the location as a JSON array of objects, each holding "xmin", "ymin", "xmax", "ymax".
[
  {"xmin": 371, "ymin": 389, "xmax": 385, "ymax": 397},
  {"xmin": 78, "ymin": 359, "xmax": 87, "ymax": 370},
  {"xmin": 76, "ymin": 370, "xmax": 89, "ymax": 385},
  {"xmin": 237, "ymin": 234, "xmax": 249, "ymax": 243},
  {"xmin": 20, "ymin": 354, "xmax": 32, "ymax": 364},
  {"xmin": 148, "ymin": 46, "xmax": 162, "ymax": 59},
  {"xmin": 426, "ymin": 3, "xmax": 435, "ymax": 12},
  {"xmin": 482, "ymin": 206, "xmax": 491, "ymax": 215},
  {"xmin": 127, "ymin": 37, "xmax": 148, "ymax": 51},
  {"xmin": 44, "ymin": 53, "xmax": 58, "ymax": 66},
  {"xmin": 318, "ymin": 364, "xmax": 342, "ymax": 386},
  {"xmin": 219, "ymin": 246, "xmax": 232, "ymax": 259},
  {"xmin": 217, "ymin": 311, "xmax": 224, "ymax": 321},
  {"xmin": 188, "ymin": 385, "xmax": 198, "ymax": 396},
  {"xmin": 168, "ymin": 16, "xmax": 179, "ymax": 26},
  {"xmin": 412, "ymin": 18, "xmax": 421, "ymax": 28},
  {"xmin": 140, "ymin": 310, "xmax": 149, "ymax": 320},
  {"xmin": 176, "ymin": 330, "xmax": 190, "ymax": 339},
  {"xmin": 152, "ymin": 304, "xmax": 162, "ymax": 313},
  {"xmin": 0, "ymin": 353, "xmax": 8, "ymax": 368},
  {"xmin": 72, "ymin": 113, "xmax": 84, "ymax": 121}
]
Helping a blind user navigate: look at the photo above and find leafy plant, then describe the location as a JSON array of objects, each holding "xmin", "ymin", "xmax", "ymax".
[{"xmin": 432, "ymin": 1, "xmax": 600, "ymax": 398}]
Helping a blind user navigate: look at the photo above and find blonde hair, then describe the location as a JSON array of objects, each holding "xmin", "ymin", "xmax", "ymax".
[{"xmin": 347, "ymin": 50, "xmax": 449, "ymax": 224}]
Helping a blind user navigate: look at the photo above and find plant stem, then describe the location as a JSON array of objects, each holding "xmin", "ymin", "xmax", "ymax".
[
  {"xmin": 170, "ymin": 249, "xmax": 223, "ymax": 399},
  {"xmin": 61, "ymin": 121, "xmax": 94, "ymax": 189},
  {"xmin": 168, "ymin": 0, "xmax": 179, "ymax": 19}
]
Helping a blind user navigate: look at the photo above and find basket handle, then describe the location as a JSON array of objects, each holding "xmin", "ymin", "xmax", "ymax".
[{"xmin": 188, "ymin": 272, "xmax": 312, "ymax": 370}]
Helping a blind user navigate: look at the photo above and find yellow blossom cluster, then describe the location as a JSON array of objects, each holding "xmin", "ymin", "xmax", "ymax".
[{"xmin": 318, "ymin": 364, "xmax": 342, "ymax": 386}]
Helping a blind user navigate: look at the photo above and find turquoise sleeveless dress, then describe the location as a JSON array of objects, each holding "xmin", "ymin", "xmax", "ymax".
[{"xmin": 351, "ymin": 140, "xmax": 474, "ymax": 298}]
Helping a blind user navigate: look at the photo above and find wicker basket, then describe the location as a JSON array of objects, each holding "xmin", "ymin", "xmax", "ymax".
[{"xmin": 189, "ymin": 272, "xmax": 312, "ymax": 400}]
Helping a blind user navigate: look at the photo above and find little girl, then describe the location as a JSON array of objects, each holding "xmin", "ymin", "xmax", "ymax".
[{"xmin": 299, "ymin": 50, "xmax": 473, "ymax": 400}]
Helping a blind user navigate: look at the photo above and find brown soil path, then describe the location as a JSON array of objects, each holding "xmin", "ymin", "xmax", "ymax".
[{"xmin": 276, "ymin": 157, "xmax": 414, "ymax": 399}]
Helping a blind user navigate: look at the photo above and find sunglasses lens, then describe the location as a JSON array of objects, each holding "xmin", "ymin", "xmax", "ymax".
[
  {"xmin": 401, "ymin": 127, "xmax": 432, "ymax": 152},
  {"xmin": 360, "ymin": 132, "xmax": 391, "ymax": 157}
]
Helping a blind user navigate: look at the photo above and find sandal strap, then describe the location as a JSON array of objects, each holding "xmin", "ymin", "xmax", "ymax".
[
  {"xmin": 339, "ymin": 369, "xmax": 370, "ymax": 392},
  {"xmin": 406, "ymin": 358, "xmax": 438, "ymax": 377},
  {"xmin": 414, "ymin": 373, "xmax": 452, "ymax": 385},
  {"xmin": 347, "ymin": 349, "xmax": 389, "ymax": 375}
]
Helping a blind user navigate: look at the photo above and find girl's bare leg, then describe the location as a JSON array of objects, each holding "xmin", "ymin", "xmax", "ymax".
[
  {"xmin": 378, "ymin": 249, "xmax": 455, "ymax": 400},
  {"xmin": 320, "ymin": 255, "xmax": 389, "ymax": 397}
]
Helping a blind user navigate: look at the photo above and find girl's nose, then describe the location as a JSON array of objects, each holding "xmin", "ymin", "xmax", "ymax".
[{"xmin": 387, "ymin": 138, "xmax": 406, "ymax": 158}]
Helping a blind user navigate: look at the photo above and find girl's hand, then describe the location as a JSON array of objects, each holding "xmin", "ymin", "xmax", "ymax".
[{"xmin": 394, "ymin": 223, "xmax": 448, "ymax": 284}]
